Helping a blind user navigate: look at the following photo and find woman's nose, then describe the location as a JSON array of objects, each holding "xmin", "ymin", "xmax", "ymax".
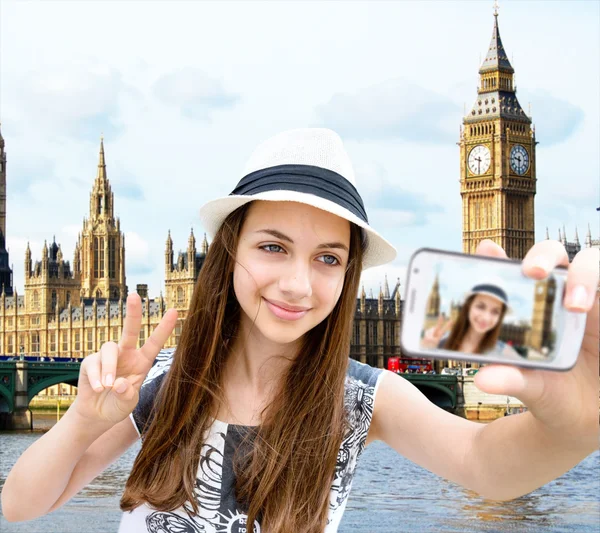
[{"xmin": 278, "ymin": 262, "xmax": 313, "ymax": 299}]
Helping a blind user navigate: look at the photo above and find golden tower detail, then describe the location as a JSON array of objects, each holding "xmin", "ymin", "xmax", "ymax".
[
  {"xmin": 460, "ymin": 11, "xmax": 536, "ymax": 259},
  {"xmin": 528, "ymin": 275, "xmax": 556, "ymax": 352},
  {"xmin": 78, "ymin": 138, "xmax": 127, "ymax": 300}
]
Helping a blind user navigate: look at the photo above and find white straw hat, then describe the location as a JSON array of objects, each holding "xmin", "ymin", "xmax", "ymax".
[{"xmin": 198, "ymin": 128, "xmax": 397, "ymax": 270}]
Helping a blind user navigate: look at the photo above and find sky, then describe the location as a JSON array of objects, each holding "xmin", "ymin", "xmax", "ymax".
[{"xmin": 1, "ymin": 0, "xmax": 598, "ymax": 300}]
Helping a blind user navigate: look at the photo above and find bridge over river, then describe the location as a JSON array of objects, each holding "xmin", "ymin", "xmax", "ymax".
[{"xmin": 0, "ymin": 360, "xmax": 473, "ymax": 430}]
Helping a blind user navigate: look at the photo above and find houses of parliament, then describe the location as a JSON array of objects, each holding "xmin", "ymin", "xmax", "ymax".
[{"xmin": 0, "ymin": 11, "xmax": 597, "ymax": 396}]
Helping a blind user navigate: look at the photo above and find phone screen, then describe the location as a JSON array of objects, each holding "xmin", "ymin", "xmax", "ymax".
[{"xmin": 405, "ymin": 250, "xmax": 569, "ymax": 365}]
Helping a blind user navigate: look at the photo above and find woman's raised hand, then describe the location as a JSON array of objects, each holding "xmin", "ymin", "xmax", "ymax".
[
  {"xmin": 72, "ymin": 294, "xmax": 178, "ymax": 426},
  {"xmin": 421, "ymin": 315, "xmax": 454, "ymax": 349}
]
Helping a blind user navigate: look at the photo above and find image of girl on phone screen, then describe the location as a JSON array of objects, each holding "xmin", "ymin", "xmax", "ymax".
[
  {"xmin": 2, "ymin": 128, "xmax": 599, "ymax": 533},
  {"xmin": 421, "ymin": 283, "xmax": 522, "ymax": 359}
]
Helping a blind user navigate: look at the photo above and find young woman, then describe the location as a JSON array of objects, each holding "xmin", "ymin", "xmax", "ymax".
[
  {"xmin": 2, "ymin": 129, "xmax": 598, "ymax": 533},
  {"xmin": 421, "ymin": 283, "xmax": 522, "ymax": 359}
]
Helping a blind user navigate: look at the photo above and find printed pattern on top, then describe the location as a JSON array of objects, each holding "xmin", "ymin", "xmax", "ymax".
[{"xmin": 123, "ymin": 349, "xmax": 384, "ymax": 533}]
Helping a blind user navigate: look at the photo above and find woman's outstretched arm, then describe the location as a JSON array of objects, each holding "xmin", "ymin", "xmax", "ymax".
[{"xmin": 1, "ymin": 406, "xmax": 115, "ymax": 521}]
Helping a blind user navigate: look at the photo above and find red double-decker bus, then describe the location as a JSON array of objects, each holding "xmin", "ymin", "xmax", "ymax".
[{"xmin": 387, "ymin": 356, "xmax": 433, "ymax": 374}]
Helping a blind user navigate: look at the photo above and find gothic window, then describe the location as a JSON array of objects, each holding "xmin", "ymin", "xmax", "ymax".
[
  {"xmin": 139, "ymin": 327, "xmax": 145, "ymax": 347},
  {"xmin": 96, "ymin": 289, "xmax": 102, "ymax": 298},
  {"xmin": 75, "ymin": 332, "xmax": 81, "ymax": 352},
  {"xmin": 174, "ymin": 320, "xmax": 182, "ymax": 345},
  {"xmin": 87, "ymin": 329, "xmax": 94, "ymax": 352},
  {"xmin": 99, "ymin": 329, "xmax": 105, "ymax": 344},
  {"xmin": 94, "ymin": 238, "xmax": 99, "ymax": 278},
  {"xmin": 367, "ymin": 321, "xmax": 376, "ymax": 346},
  {"xmin": 176, "ymin": 287, "xmax": 184, "ymax": 305},
  {"xmin": 7, "ymin": 334, "xmax": 13, "ymax": 353},
  {"xmin": 33, "ymin": 290, "xmax": 40, "ymax": 311},
  {"xmin": 66, "ymin": 291, "xmax": 71, "ymax": 305},
  {"xmin": 19, "ymin": 334, "xmax": 25, "ymax": 353},
  {"xmin": 354, "ymin": 321, "xmax": 360, "ymax": 345},
  {"xmin": 50, "ymin": 332, "xmax": 56, "ymax": 352},
  {"xmin": 97, "ymin": 196, "xmax": 103, "ymax": 215},
  {"xmin": 112, "ymin": 326, "xmax": 119, "ymax": 341},
  {"xmin": 51, "ymin": 290, "xmax": 57, "ymax": 312},
  {"xmin": 99, "ymin": 238, "xmax": 105, "ymax": 277},
  {"xmin": 62, "ymin": 332, "xmax": 68, "ymax": 352},
  {"xmin": 31, "ymin": 332, "xmax": 40, "ymax": 354},
  {"xmin": 109, "ymin": 237, "xmax": 116, "ymax": 279}
]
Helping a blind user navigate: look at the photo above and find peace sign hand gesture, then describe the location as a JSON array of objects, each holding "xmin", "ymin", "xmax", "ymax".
[
  {"xmin": 421, "ymin": 315, "xmax": 454, "ymax": 349},
  {"xmin": 71, "ymin": 294, "xmax": 178, "ymax": 426}
]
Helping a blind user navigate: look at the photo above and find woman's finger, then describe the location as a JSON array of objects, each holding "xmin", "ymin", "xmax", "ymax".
[
  {"xmin": 84, "ymin": 353, "xmax": 104, "ymax": 393},
  {"xmin": 100, "ymin": 341, "xmax": 119, "ymax": 388},
  {"xmin": 119, "ymin": 293, "xmax": 143, "ymax": 352},
  {"xmin": 522, "ymin": 240, "xmax": 569, "ymax": 280},
  {"xmin": 474, "ymin": 239, "xmax": 508, "ymax": 259},
  {"xmin": 139, "ymin": 308, "xmax": 178, "ymax": 364},
  {"xmin": 432, "ymin": 315, "xmax": 444, "ymax": 336},
  {"xmin": 442, "ymin": 319, "xmax": 454, "ymax": 335},
  {"xmin": 563, "ymin": 247, "xmax": 600, "ymax": 313}
]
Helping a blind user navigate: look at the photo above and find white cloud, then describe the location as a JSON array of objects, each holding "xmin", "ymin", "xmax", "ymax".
[
  {"xmin": 152, "ymin": 68, "xmax": 240, "ymax": 121},
  {"xmin": 315, "ymin": 79, "xmax": 460, "ymax": 143},
  {"xmin": 14, "ymin": 60, "xmax": 126, "ymax": 141}
]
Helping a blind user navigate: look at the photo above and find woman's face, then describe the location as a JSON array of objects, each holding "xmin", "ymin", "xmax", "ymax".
[
  {"xmin": 468, "ymin": 294, "xmax": 504, "ymax": 334},
  {"xmin": 233, "ymin": 200, "xmax": 351, "ymax": 347}
]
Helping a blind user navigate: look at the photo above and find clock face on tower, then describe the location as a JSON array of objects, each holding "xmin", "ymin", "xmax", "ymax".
[
  {"xmin": 510, "ymin": 144, "xmax": 529, "ymax": 175},
  {"xmin": 468, "ymin": 145, "xmax": 491, "ymax": 175}
]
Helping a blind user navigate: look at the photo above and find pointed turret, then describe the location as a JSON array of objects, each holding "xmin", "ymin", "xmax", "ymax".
[
  {"xmin": 585, "ymin": 224, "xmax": 592, "ymax": 248},
  {"xmin": 479, "ymin": 10, "xmax": 514, "ymax": 75},
  {"xmin": 201, "ymin": 233, "xmax": 209, "ymax": 255},
  {"xmin": 360, "ymin": 285, "xmax": 366, "ymax": 314},
  {"xmin": 384, "ymin": 274, "xmax": 390, "ymax": 299},
  {"xmin": 545, "ymin": 227, "xmax": 550, "ymax": 240},
  {"xmin": 0, "ymin": 121, "xmax": 4, "ymax": 150},
  {"xmin": 42, "ymin": 240, "xmax": 49, "ymax": 266},
  {"xmin": 561, "ymin": 225, "xmax": 567, "ymax": 246},
  {"xmin": 188, "ymin": 227, "xmax": 196, "ymax": 249},
  {"xmin": 574, "ymin": 227, "xmax": 580, "ymax": 246},
  {"xmin": 97, "ymin": 135, "xmax": 107, "ymax": 185},
  {"xmin": 466, "ymin": 9, "xmax": 528, "ymax": 123}
]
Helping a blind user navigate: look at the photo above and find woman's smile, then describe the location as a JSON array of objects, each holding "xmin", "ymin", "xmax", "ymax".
[{"xmin": 263, "ymin": 297, "xmax": 311, "ymax": 321}]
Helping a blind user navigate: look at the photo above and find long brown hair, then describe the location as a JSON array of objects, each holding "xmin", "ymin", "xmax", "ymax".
[
  {"xmin": 120, "ymin": 201, "xmax": 364, "ymax": 532},
  {"xmin": 442, "ymin": 294, "xmax": 507, "ymax": 354}
]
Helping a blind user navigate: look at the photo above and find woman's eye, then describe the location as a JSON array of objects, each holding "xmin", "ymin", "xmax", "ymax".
[
  {"xmin": 318, "ymin": 255, "xmax": 340, "ymax": 266},
  {"xmin": 261, "ymin": 244, "xmax": 284, "ymax": 254}
]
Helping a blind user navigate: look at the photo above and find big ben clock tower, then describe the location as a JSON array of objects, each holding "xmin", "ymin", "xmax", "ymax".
[{"xmin": 460, "ymin": 7, "xmax": 536, "ymax": 260}]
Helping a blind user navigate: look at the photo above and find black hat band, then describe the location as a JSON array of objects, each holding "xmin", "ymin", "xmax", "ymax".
[{"xmin": 229, "ymin": 164, "xmax": 369, "ymax": 224}]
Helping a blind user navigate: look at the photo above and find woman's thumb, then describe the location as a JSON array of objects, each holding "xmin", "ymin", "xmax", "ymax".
[
  {"xmin": 474, "ymin": 364, "xmax": 545, "ymax": 407},
  {"xmin": 112, "ymin": 377, "xmax": 136, "ymax": 402}
]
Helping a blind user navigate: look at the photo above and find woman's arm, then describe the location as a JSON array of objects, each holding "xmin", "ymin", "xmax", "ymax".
[
  {"xmin": 1, "ymin": 405, "xmax": 135, "ymax": 522},
  {"xmin": 1, "ymin": 405, "xmax": 112, "ymax": 521},
  {"xmin": 369, "ymin": 370, "xmax": 481, "ymax": 493}
]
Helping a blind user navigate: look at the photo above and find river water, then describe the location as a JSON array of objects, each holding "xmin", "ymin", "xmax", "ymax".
[{"xmin": 0, "ymin": 413, "xmax": 598, "ymax": 533}]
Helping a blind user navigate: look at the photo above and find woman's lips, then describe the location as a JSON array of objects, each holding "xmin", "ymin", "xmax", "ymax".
[{"xmin": 263, "ymin": 298, "xmax": 310, "ymax": 321}]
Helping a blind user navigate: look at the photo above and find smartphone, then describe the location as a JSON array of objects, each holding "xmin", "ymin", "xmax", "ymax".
[{"xmin": 400, "ymin": 248, "xmax": 586, "ymax": 371}]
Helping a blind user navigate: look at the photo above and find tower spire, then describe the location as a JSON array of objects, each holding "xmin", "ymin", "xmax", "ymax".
[
  {"xmin": 384, "ymin": 274, "xmax": 390, "ymax": 299},
  {"xmin": 96, "ymin": 135, "xmax": 107, "ymax": 184},
  {"xmin": 480, "ymin": 6, "xmax": 513, "ymax": 75}
]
